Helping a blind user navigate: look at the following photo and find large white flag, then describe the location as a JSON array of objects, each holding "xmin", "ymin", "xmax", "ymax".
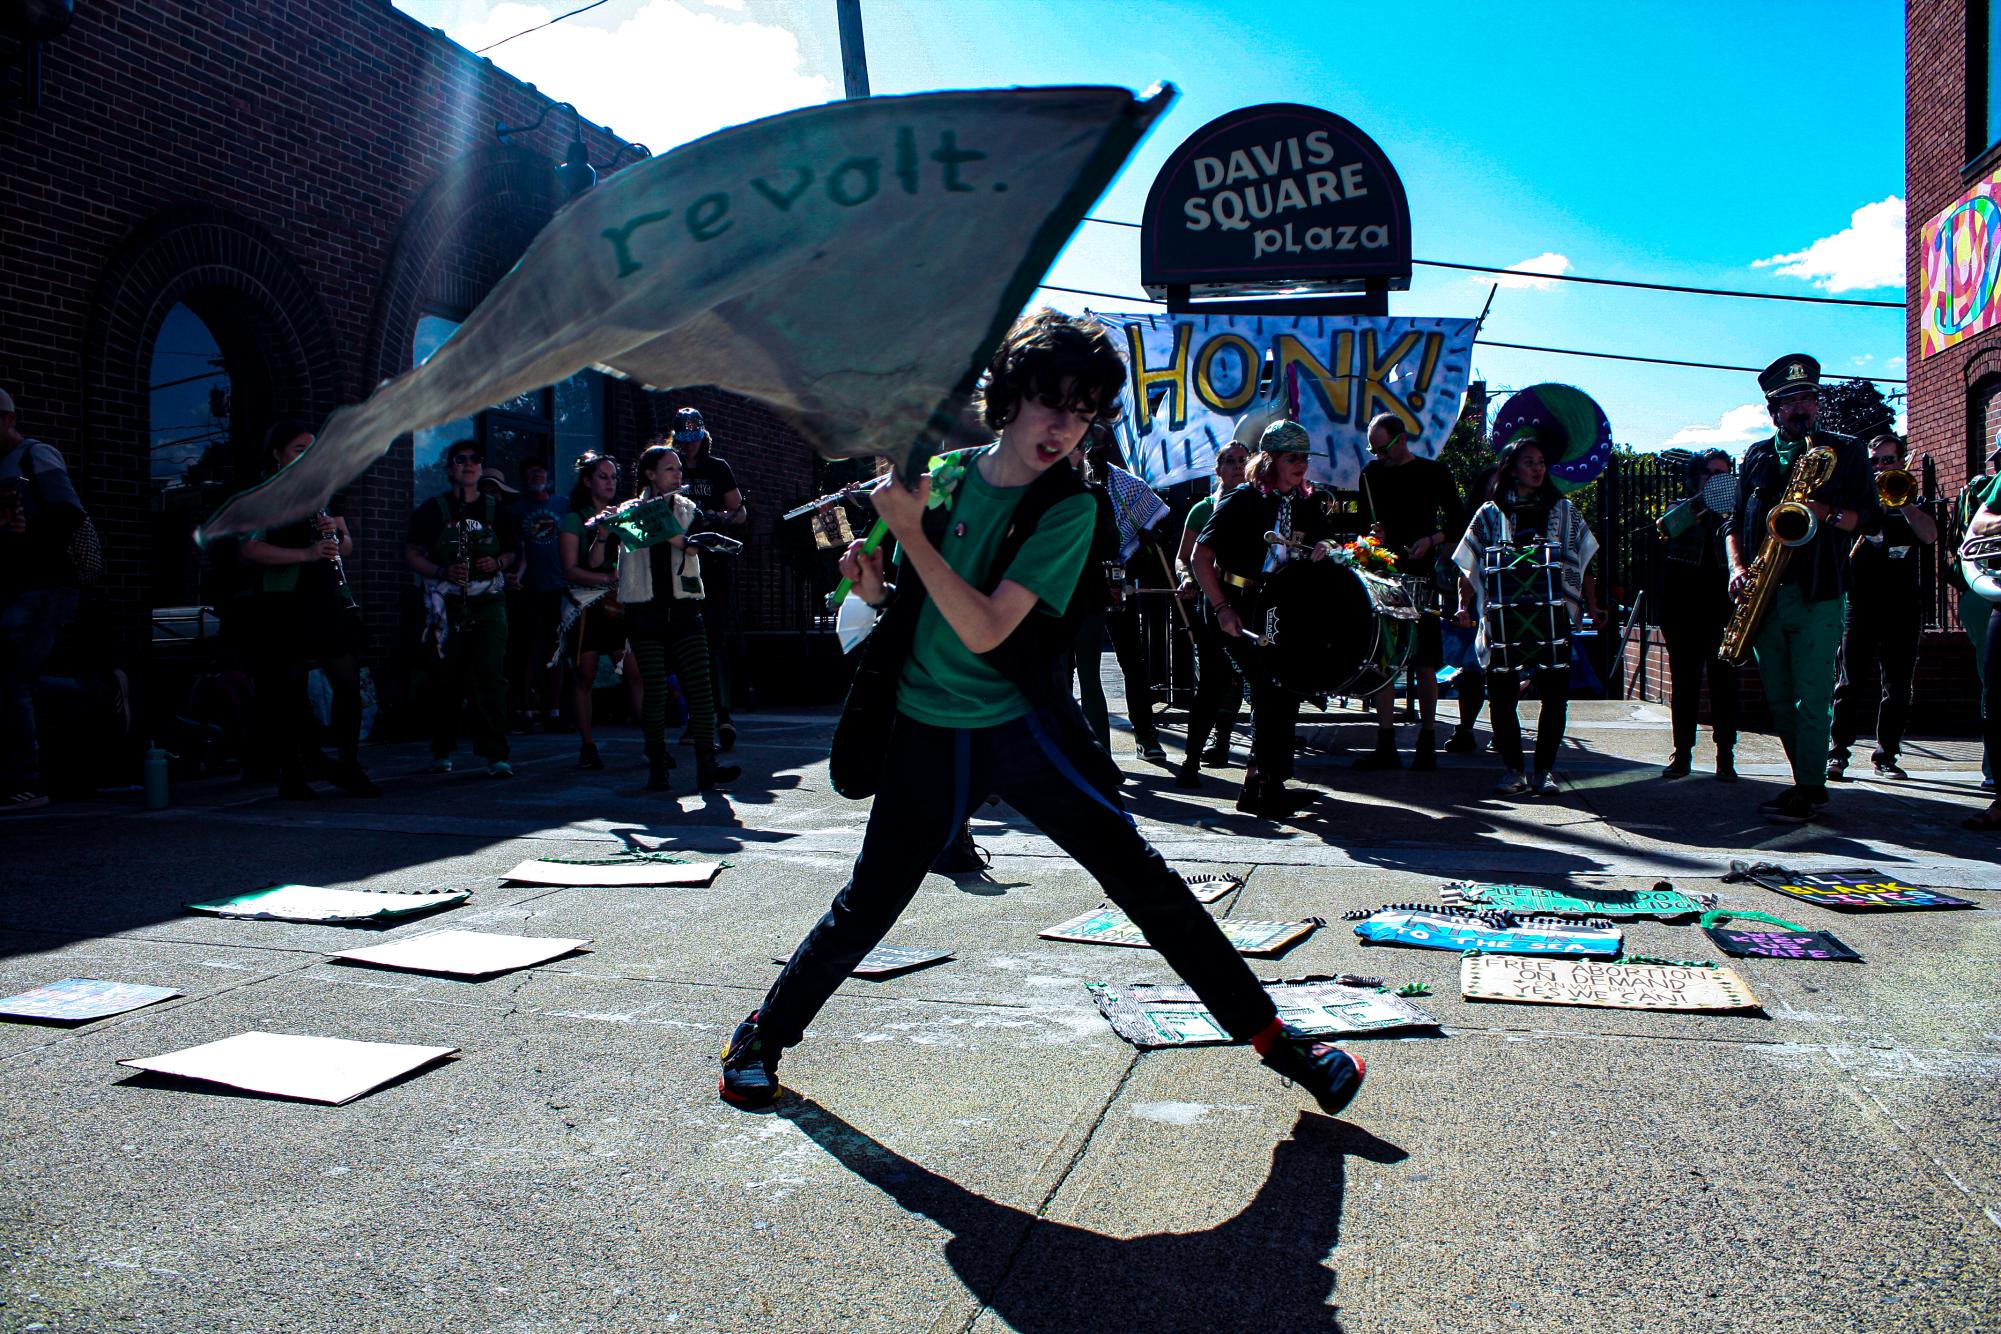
[
  {"xmin": 1091, "ymin": 310, "xmax": 1478, "ymax": 491},
  {"xmin": 201, "ymin": 85, "xmax": 1172, "ymax": 540}
]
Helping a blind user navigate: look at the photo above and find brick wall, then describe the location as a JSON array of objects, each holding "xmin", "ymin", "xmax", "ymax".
[
  {"xmin": 0, "ymin": 0, "xmax": 831, "ymax": 718},
  {"xmin": 1908, "ymin": 1, "xmax": 1998, "ymax": 498}
]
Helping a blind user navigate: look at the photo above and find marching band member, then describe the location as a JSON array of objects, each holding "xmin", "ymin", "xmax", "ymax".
[
  {"xmin": 1174, "ymin": 440, "xmax": 1249, "ymax": 786},
  {"xmin": 1355, "ymin": 412, "xmax": 1464, "ymax": 772},
  {"xmin": 673, "ymin": 409, "xmax": 745, "ymax": 751},
  {"xmin": 720, "ymin": 311, "xmax": 1367, "ymax": 1120},
  {"xmin": 1828, "ymin": 433, "xmax": 1935, "ymax": 782},
  {"xmin": 1953, "ymin": 436, "xmax": 1999, "ymax": 794},
  {"xmin": 1453, "ymin": 434, "xmax": 1600, "ymax": 798},
  {"xmin": 558, "ymin": 452, "xmax": 643, "ymax": 772},
  {"xmin": 1191, "ymin": 420, "xmax": 1339, "ymax": 819},
  {"xmin": 403, "ymin": 439, "xmax": 518, "ymax": 778},
  {"xmin": 1658, "ymin": 449, "xmax": 1740, "ymax": 781},
  {"xmin": 1964, "ymin": 460, "xmax": 2001, "ymax": 832},
  {"xmin": 1723, "ymin": 355, "xmax": 1879, "ymax": 825},
  {"xmin": 614, "ymin": 443, "xmax": 739, "ymax": 793},
  {"xmin": 240, "ymin": 419, "xmax": 375, "ymax": 799}
]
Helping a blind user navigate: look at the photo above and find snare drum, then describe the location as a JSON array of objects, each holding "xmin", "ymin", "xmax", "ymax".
[
  {"xmin": 1261, "ymin": 559, "xmax": 1421, "ymax": 698},
  {"xmin": 1480, "ymin": 541, "xmax": 1571, "ymax": 672}
]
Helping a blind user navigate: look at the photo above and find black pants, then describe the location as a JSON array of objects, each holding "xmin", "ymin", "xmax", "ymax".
[
  {"xmin": 758, "ymin": 711, "xmax": 1277, "ymax": 1048},
  {"xmin": 1183, "ymin": 603, "xmax": 1244, "ymax": 759},
  {"xmin": 507, "ymin": 588, "xmax": 562, "ymax": 718},
  {"xmin": 1660, "ymin": 567, "xmax": 1739, "ymax": 757},
  {"xmin": 1220, "ymin": 626, "xmax": 1299, "ymax": 782},
  {"xmin": 1830, "ymin": 596, "xmax": 1920, "ymax": 763},
  {"xmin": 1105, "ymin": 600, "xmax": 1157, "ymax": 742},
  {"xmin": 1487, "ymin": 665, "xmax": 1569, "ymax": 774},
  {"xmin": 1987, "ymin": 612, "xmax": 2001, "ymax": 777}
]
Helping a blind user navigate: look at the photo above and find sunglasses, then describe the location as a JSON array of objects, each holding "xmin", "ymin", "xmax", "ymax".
[{"xmin": 448, "ymin": 453, "xmax": 481, "ymax": 465}]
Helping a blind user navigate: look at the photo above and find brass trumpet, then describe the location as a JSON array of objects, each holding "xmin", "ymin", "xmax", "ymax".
[{"xmin": 1875, "ymin": 467, "xmax": 1916, "ymax": 511}]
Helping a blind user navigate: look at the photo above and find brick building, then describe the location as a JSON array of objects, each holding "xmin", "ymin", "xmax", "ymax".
[
  {"xmin": 1910, "ymin": 2, "xmax": 2001, "ymax": 495},
  {"xmin": 0, "ymin": 0, "xmax": 837, "ymax": 752}
]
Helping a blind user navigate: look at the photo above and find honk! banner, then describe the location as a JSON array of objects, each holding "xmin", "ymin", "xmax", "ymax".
[
  {"xmin": 1093, "ymin": 311, "xmax": 1476, "ymax": 490},
  {"xmin": 200, "ymin": 85, "xmax": 1172, "ymax": 539}
]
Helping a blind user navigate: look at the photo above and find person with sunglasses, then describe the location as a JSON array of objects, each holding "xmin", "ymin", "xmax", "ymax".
[{"xmin": 404, "ymin": 440, "xmax": 519, "ymax": 777}]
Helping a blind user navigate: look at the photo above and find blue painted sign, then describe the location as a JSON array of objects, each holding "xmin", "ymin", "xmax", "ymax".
[{"xmin": 1354, "ymin": 909, "xmax": 1621, "ymax": 957}]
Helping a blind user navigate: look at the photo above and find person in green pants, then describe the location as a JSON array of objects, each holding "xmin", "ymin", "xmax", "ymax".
[
  {"xmin": 404, "ymin": 441, "xmax": 519, "ymax": 777},
  {"xmin": 1723, "ymin": 354, "xmax": 1881, "ymax": 825}
]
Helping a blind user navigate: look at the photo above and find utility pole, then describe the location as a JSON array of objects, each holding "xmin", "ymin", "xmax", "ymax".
[{"xmin": 835, "ymin": 0, "xmax": 869, "ymax": 99}]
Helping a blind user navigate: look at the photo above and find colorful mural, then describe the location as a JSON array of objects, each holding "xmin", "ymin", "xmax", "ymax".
[{"xmin": 1922, "ymin": 169, "xmax": 2001, "ymax": 358}]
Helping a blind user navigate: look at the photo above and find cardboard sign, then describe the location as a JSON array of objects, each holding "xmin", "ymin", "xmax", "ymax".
[
  {"xmin": 1088, "ymin": 978, "xmax": 1439, "ymax": 1049},
  {"xmin": 1184, "ymin": 874, "xmax": 1244, "ymax": 904},
  {"xmin": 120, "ymin": 1032, "xmax": 457, "ymax": 1105},
  {"xmin": 1041, "ymin": 906, "xmax": 1318, "ymax": 956},
  {"xmin": 187, "ymin": 884, "xmax": 468, "ymax": 924},
  {"xmin": 332, "ymin": 930, "xmax": 592, "ymax": 978},
  {"xmin": 1461, "ymin": 955, "xmax": 1762, "ymax": 1012},
  {"xmin": 1354, "ymin": 908, "xmax": 1622, "ymax": 958},
  {"xmin": 1444, "ymin": 881, "xmax": 1706, "ymax": 920},
  {"xmin": 1749, "ymin": 868, "xmax": 1977, "ymax": 912},
  {"xmin": 773, "ymin": 945, "xmax": 954, "ymax": 978},
  {"xmin": 1703, "ymin": 927, "xmax": 1860, "ymax": 962},
  {"xmin": 500, "ymin": 857, "xmax": 723, "ymax": 887},
  {"xmin": 0, "ymin": 979, "xmax": 182, "ymax": 1024}
]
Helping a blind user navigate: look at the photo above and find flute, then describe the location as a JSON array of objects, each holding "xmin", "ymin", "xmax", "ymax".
[{"xmin": 783, "ymin": 483, "xmax": 866, "ymax": 522}]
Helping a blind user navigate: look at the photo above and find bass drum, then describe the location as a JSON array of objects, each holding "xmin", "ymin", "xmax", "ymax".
[{"xmin": 1261, "ymin": 559, "xmax": 1421, "ymax": 699}]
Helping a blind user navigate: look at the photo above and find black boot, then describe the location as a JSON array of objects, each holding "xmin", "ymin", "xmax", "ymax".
[
  {"xmin": 1412, "ymin": 729, "xmax": 1437, "ymax": 772},
  {"xmin": 1352, "ymin": 734, "xmax": 1401, "ymax": 771},
  {"xmin": 1236, "ymin": 768, "xmax": 1263, "ymax": 814},
  {"xmin": 645, "ymin": 741, "xmax": 673, "ymax": 792},
  {"xmin": 1174, "ymin": 755, "xmax": 1203, "ymax": 790},
  {"xmin": 697, "ymin": 744, "xmax": 740, "ymax": 791}
]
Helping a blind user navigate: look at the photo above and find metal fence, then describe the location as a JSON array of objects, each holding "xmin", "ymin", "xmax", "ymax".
[{"xmin": 1597, "ymin": 453, "xmax": 1960, "ymax": 636}]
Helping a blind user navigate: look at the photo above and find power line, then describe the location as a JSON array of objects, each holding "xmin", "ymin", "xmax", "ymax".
[
  {"xmin": 1030, "ymin": 283, "xmax": 1909, "ymax": 385},
  {"xmin": 1077, "ymin": 216, "xmax": 1903, "ymax": 310},
  {"xmin": 475, "ymin": 0, "xmax": 611, "ymax": 54}
]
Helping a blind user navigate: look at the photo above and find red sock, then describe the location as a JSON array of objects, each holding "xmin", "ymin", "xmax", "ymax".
[{"xmin": 1249, "ymin": 1018, "xmax": 1285, "ymax": 1054}]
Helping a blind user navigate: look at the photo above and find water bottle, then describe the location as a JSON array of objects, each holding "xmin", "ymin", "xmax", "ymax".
[{"xmin": 143, "ymin": 744, "xmax": 172, "ymax": 810}]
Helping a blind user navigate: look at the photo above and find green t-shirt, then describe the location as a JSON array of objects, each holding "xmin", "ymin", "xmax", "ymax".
[
  {"xmin": 895, "ymin": 453, "xmax": 1095, "ymax": 729},
  {"xmin": 1183, "ymin": 494, "xmax": 1216, "ymax": 546}
]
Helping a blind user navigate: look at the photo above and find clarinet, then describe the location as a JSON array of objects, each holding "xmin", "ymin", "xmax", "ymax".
[
  {"xmin": 454, "ymin": 500, "xmax": 471, "ymax": 606},
  {"xmin": 315, "ymin": 509, "xmax": 349, "ymax": 592}
]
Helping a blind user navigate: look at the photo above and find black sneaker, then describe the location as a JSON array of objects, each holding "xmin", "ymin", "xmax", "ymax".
[
  {"xmin": 1758, "ymin": 786, "xmax": 1797, "ymax": 813},
  {"xmin": 719, "ymin": 1013, "xmax": 782, "ymax": 1109},
  {"xmin": 931, "ymin": 823, "xmax": 990, "ymax": 875},
  {"xmin": 1136, "ymin": 733, "xmax": 1167, "ymax": 762},
  {"xmin": 1871, "ymin": 752, "xmax": 1908, "ymax": 780},
  {"xmin": 1661, "ymin": 753, "xmax": 1691, "ymax": 780},
  {"xmin": 329, "ymin": 761, "xmax": 381, "ymax": 798},
  {"xmin": 1352, "ymin": 742, "xmax": 1401, "ymax": 772},
  {"xmin": 1767, "ymin": 790, "xmax": 1816, "ymax": 824},
  {"xmin": 1443, "ymin": 729, "xmax": 1476, "ymax": 754},
  {"xmin": 1260, "ymin": 1036, "xmax": 1366, "ymax": 1116},
  {"xmin": 1826, "ymin": 755, "xmax": 1850, "ymax": 783}
]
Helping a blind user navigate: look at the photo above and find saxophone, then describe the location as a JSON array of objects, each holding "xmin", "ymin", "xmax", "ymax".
[{"xmin": 1717, "ymin": 440, "xmax": 1838, "ymax": 665}]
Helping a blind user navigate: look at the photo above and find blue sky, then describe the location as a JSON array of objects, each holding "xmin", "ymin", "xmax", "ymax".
[{"xmin": 393, "ymin": 0, "xmax": 1907, "ymax": 453}]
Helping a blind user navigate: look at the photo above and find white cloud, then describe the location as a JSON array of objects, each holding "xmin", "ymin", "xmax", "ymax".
[
  {"xmin": 1663, "ymin": 403, "xmax": 1771, "ymax": 447},
  {"xmin": 1492, "ymin": 252, "xmax": 1573, "ymax": 290},
  {"xmin": 1887, "ymin": 356, "xmax": 1907, "ymax": 370},
  {"xmin": 424, "ymin": 1, "xmax": 833, "ymax": 153},
  {"xmin": 1751, "ymin": 197, "xmax": 1905, "ymax": 293}
]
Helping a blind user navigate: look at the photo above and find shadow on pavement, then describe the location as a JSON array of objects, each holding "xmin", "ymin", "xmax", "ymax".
[{"xmin": 778, "ymin": 1096, "xmax": 1405, "ymax": 1333}]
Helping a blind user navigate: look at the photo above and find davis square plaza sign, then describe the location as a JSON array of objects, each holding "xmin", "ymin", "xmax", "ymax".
[{"xmin": 1141, "ymin": 103, "xmax": 1412, "ymax": 300}]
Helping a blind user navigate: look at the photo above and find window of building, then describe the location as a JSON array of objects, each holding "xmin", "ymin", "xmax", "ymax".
[
  {"xmin": 410, "ymin": 312, "xmax": 606, "ymax": 501},
  {"xmin": 149, "ymin": 303, "xmax": 231, "ymax": 612},
  {"xmin": 1975, "ymin": 1, "xmax": 2001, "ymax": 162}
]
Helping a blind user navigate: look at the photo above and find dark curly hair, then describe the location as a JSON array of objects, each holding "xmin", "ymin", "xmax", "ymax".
[{"xmin": 974, "ymin": 308, "xmax": 1126, "ymax": 432}]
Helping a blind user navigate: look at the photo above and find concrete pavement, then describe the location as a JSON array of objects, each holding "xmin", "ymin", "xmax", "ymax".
[{"xmin": 2, "ymin": 692, "xmax": 1997, "ymax": 1332}]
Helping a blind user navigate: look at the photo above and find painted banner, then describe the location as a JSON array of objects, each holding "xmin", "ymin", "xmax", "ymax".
[
  {"xmin": 1748, "ymin": 867, "xmax": 1977, "ymax": 912},
  {"xmin": 0, "ymin": 979, "xmax": 181, "ymax": 1024},
  {"xmin": 1922, "ymin": 168, "xmax": 2001, "ymax": 358},
  {"xmin": 1090, "ymin": 310, "xmax": 1476, "ymax": 489},
  {"xmin": 198, "ymin": 85, "xmax": 1172, "ymax": 538},
  {"xmin": 1702, "ymin": 927, "xmax": 1860, "ymax": 962},
  {"xmin": 1442, "ymin": 881, "xmax": 1709, "ymax": 920},
  {"xmin": 1352, "ymin": 907, "xmax": 1622, "ymax": 957},
  {"xmin": 186, "ymin": 884, "xmax": 469, "ymax": 923},
  {"xmin": 1088, "ymin": 979, "xmax": 1437, "ymax": 1048},
  {"xmin": 1460, "ymin": 955, "xmax": 1762, "ymax": 1013},
  {"xmin": 1041, "ymin": 905, "xmax": 1318, "ymax": 956}
]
